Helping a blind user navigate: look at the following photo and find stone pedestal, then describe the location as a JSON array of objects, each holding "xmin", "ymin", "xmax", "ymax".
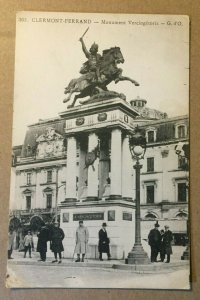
[
  {"xmin": 127, "ymin": 244, "xmax": 150, "ymax": 264},
  {"xmin": 58, "ymin": 98, "xmax": 141, "ymax": 259},
  {"xmin": 60, "ymin": 202, "xmax": 135, "ymax": 259},
  {"xmin": 181, "ymin": 246, "xmax": 190, "ymax": 260}
]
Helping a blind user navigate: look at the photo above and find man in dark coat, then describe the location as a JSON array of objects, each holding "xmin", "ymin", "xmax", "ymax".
[
  {"xmin": 50, "ymin": 222, "xmax": 65, "ymax": 264},
  {"xmin": 163, "ymin": 225, "xmax": 173, "ymax": 263},
  {"xmin": 148, "ymin": 221, "xmax": 161, "ymax": 263},
  {"xmin": 98, "ymin": 223, "xmax": 111, "ymax": 261},
  {"xmin": 37, "ymin": 225, "xmax": 49, "ymax": 262}
]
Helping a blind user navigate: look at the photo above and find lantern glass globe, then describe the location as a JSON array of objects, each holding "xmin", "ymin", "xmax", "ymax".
[{"xmin": 133, "ymin": 145, "xmax": 143, "ymax": 156}]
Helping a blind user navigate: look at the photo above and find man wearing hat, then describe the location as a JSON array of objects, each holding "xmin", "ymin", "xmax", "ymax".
[
  {"xmin": 163, "ymin": 225, "xmax": 173, "ymax": 263},
  {"xmin": 37, "ymin": 224, "xmax": 50, "ymax": 262},
  {"xmin": 50, "ymin": 222, "xmax": 65, "ymax": 264},
  {"xmin": 148, "ymin": 221, "xmax": 162, "ymax": 262},
  {"xmin": 75, "ymin": 221, "xmax": 89, "ymax": 262},
  {"xmin": 98, "ymin": 223, "xmax": 111, "ymax": 261}
]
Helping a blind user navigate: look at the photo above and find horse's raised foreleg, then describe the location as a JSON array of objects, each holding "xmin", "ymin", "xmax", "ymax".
[
  {"xmin": 115, "ymin": 75, "xmax": 139, "ymax": 86},
  {"xmin": 114, "ymin": 69, "xmax": 139, "ymax": 86}
]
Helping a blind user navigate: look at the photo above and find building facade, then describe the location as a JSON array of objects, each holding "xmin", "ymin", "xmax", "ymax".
[{"xmin": 10, "ymin": 97, "xmax": 189, "ymax": 258}]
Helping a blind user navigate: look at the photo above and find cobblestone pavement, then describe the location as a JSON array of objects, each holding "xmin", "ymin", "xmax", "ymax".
[
  {"xmin": 6, "ymin": 246, "xmax": 190, "ymax": 289},
  {"xmin": 6, "ymin": 263, "xmax": 190, "ymax": 289}
]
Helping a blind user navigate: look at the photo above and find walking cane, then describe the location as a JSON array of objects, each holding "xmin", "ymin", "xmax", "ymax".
[
  {"xmin": 84, "ymin": 241, "xmax": 88, "ymax": 262},
  {"xmin": 72, "ymin": 243, "xmax": 76, "ymax": 262}
]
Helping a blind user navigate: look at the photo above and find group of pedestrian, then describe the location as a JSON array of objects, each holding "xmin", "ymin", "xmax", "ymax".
[
  {"xmin": 37, "ymin": 222, "xmax": 65, "ymax": 263},
  {"xmin": 74, "ymin": 221, "xmax": 111, "ymax": 262},
  {"xmin": 148, "ymin": 221, "xmax": 173, "ymax": 263},
  {"xmin": 9, "ymin": 220, "xmax": 111, "ymax": 263},
  {"xmin": 10, "ymin": 220, "xmax": 174, "ymax": 264}
]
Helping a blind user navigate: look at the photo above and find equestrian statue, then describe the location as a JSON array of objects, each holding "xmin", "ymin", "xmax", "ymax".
[{"xmin": 63, "ymin": 28, "xmax": 139, "ymax": 108}]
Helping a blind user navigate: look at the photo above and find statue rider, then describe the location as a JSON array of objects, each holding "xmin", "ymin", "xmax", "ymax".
[{"xmin": 79, "ymin": 37, "xmax": 102, "ymax": 83}]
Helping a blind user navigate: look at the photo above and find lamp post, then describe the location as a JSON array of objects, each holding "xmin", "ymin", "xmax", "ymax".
[
  {"xmin": 127, "ymin": 126, "xmax": 150, "ymax": 264},
  {"xmin": 175, "ymin": 142, "xmax": 189, "ymax": 260},
  {"xmin": 55, "ymin": 167, "xmax": 65, "ymax": 223}
]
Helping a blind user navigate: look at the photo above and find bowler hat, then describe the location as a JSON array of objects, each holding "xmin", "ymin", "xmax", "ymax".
[
  {"xmin": 102, "ymin": 222, "xmax": 107, "ymax": 227},
  {"xmin": 79, "ymin": 220, "xmax": 83, "ymax": 224},
  {"xmin": 154, "ymin": 221, "xmax": 160, "ymax": 227},
  {"xmin": 164, "ymin": 225, "xmax": 169, "ymax": 229}
]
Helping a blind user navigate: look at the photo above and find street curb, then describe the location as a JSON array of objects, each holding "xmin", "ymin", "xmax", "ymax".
[
  {"xmin": 112, "ymin": 261, "xmax": 189, "ymax": 272},
  {"xmin": 8, "ymin": 260, "xmax": 114, "ymax": 269},
  {"xmin": 8, "ymin": 259, "xmax": 189, "ymax": 273}
]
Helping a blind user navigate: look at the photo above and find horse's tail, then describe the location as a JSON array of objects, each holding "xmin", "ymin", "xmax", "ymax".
[
  {"xmin": 65, "ymin": 78, "xmax": 77, "ymax": 90},
  {"xmin": 65, "ymin": 74, "xmax": 92, "ymax": 94}
]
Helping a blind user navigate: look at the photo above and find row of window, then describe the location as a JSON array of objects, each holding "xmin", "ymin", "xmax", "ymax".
[
  {"xmin": 146, "ymin": 182, "xmax": 187, "ymax": 204},
  {"xmin": 25, "ymin": 181, "xmax": 187, "ymax": 210},
  {"xmin": 26, "ymin": 194, "xmax": 52, "ymax": 210},
  {"xmin": 146, "ymin": 125, "xmax": 187, "ymax": 143},
  {"xmin": 25, "ymin": 156, "xmax": 187, "ymax": 186},
  {"xmin": 146, "ymin": 156, "xmax": 187, "ymax": 173},
  {"xmin": 26, "ymin": 170, "xmax": 53, "ymax": 185}
]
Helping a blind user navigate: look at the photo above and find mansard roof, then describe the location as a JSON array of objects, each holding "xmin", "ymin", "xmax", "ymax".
[
  {"xmin": 21, "ymin": 118, "xmax": 66, "ymax": 158},
  {"xmin": 13, "ymin": 145, "xmax": 23, "ymax": 157},
  {"xmin": 141, "ymin": 115, "xmax": 188, "ymax": 143}
]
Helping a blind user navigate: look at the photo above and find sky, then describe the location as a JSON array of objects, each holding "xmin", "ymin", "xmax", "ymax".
[{"xmin": 13, "ymin": 12, "xmax": 189, "ymax": 145}]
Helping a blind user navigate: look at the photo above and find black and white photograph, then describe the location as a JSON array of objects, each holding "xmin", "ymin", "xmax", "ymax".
[{"xmin": 6, "ymin": 11, "xmax": 189, "ymax": 289}]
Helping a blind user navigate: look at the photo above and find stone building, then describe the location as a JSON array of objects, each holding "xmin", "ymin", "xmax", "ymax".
[{"xmin": 9, "ymin": 97, "xmax": 189, "ymax": 258}]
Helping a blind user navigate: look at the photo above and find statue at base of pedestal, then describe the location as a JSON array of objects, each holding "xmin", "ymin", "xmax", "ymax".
[{"xmin": 63, "ymin": 30, "xmax": 139, "ymax": 108}]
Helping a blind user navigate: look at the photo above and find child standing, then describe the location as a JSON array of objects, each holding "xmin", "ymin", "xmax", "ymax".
[{"xmin": 23, "ymin": 231, "xmax": 34, "ymax": 258}]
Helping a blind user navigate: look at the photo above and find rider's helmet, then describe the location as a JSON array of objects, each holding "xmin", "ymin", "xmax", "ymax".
[{"xmin": 90, "ymin": 42, "xmax": 98, "ymax": 53}]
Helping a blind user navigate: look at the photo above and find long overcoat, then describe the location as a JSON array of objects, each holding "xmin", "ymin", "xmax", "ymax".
[
  {"xmin": 75, "ymin": 226, "xmax": 89, "ymax": 254},
  {"xmin": 50, "ymin": 227, "xmax": 65, "ymax": 253},
  {"xmin": 8, "ymin": 231, "xmax": 15, "ymax": 250},
  {"xmin": 98, "ymin": 229, "xmax": 110, "ymax": 253},
  {"xmin": 37, "ymin": 226, "xmax": 49, "ymax": 253},
  {"xmin": 148, "ymin": 228, "xmax": 161, "ymax": 249},
  {"xmin": 163, "ymin": 230, "xmax": 173, "ymax": 255}
]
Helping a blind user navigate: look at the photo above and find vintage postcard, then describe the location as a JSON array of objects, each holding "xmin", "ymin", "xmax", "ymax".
[{"xmin": 6, "ymin": 11, "xmax": 190, "ymax": 289}]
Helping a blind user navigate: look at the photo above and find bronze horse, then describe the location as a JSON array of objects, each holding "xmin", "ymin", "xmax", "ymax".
[{"xmin": 63, "ymin": 47, "xmax": 139, "ymax": 108}]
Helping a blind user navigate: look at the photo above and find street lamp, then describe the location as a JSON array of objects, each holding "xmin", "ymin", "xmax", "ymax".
[
  {"xmin": 55, "ymin": 167, "xmax": 65, "ymax": 223},
  {"xmin": 127, "ymin": 126, "xmax": 150, "ymax": 264},
  {"xmin": 175, "ymin": 142, "xmax": 189, "ymax": 260}
]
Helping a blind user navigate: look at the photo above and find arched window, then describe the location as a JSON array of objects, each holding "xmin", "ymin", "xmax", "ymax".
[
  {"xmin": 144, "ymin": 213, "xmax": 157, "ymax": 220},
  {"xmin": 175, "ymin": 212, "xmax": 188, "ymax": 219}
]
